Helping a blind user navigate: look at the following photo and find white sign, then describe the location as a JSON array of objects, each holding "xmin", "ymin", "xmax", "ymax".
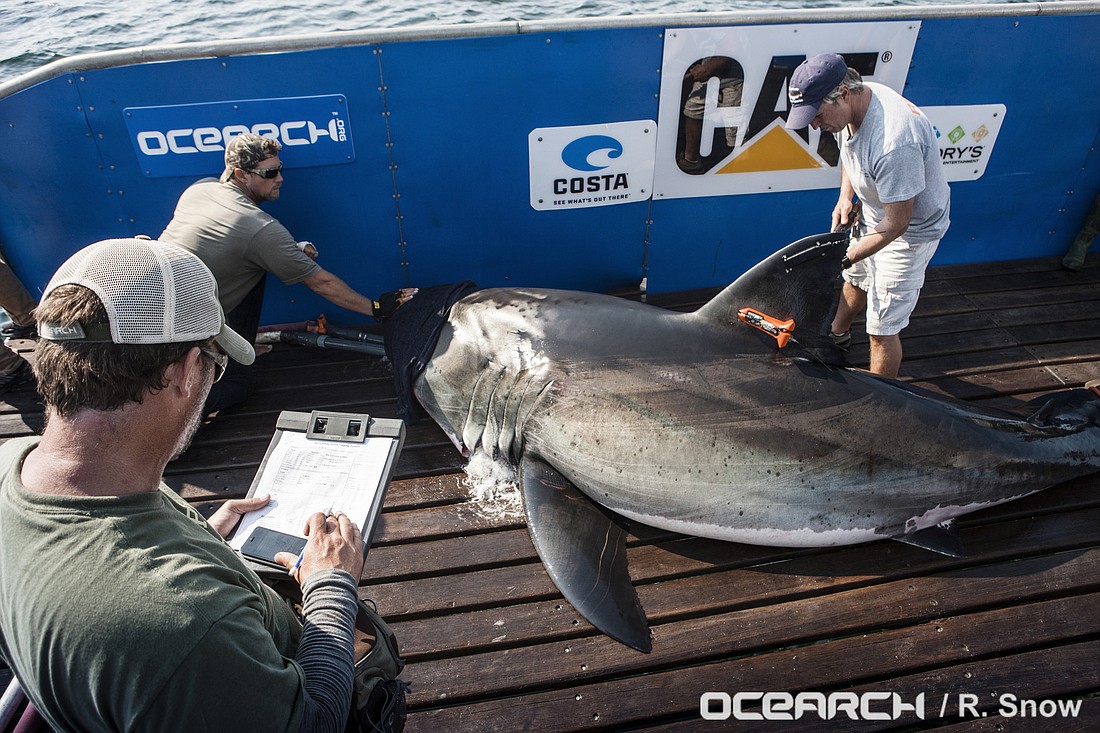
[
  {"xmin": 924, "ymin": 104, "xmax": 1007, "ymax": 181},
  {"xmin": 529, "ymin": 120, "xmax": 656, "ymax": 210},
  {"xmin": 654, "ymin": 22, "xmax": 921, "ymax": 199}
]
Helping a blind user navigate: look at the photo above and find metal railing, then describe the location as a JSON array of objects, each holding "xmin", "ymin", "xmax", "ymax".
[{"xmin": 2, "ymin": 1, "xmax": 1097, "ymax": 99}]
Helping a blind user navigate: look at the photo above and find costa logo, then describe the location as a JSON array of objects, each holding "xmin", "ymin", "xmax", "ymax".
[{"xmin": 561, "ymin": 135, "xmax": 623, "ymax": 171}]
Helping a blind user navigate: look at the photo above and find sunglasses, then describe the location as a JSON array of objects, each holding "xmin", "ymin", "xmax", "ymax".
[
  {"xmin": 200, "ymin": 347, "xmax": 228, "ymax": 383},
  {"xmin": 247, "ymin": 164, "xmax": 283, "ymax": 179}
]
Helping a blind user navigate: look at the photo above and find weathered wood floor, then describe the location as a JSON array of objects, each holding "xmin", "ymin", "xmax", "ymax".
[{"xmin": 1, "ymin": 253, "xmax": 1098, "ymax": 731}]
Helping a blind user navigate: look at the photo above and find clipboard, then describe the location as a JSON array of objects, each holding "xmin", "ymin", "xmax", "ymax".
[{"xmin": 228, "ymin": 409, "xmax": 404, "ymax": 574}]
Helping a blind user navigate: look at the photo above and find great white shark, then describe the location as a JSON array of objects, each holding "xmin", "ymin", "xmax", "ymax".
[{"xmin": 388, "ymin": 232, "xmax": 1100, "ymax": 652}]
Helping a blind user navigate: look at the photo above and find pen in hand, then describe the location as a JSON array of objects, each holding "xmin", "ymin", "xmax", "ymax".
[
  {"xmin": 289, "ymin": 548, "xmax": 306, "ymax": 576},
  {"xmin": 289, "ymin": 504, "xmax": 334, "ymax": 576}
]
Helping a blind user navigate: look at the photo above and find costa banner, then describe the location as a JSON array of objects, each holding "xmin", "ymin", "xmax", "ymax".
[{"xmin": 529, "ymin": 120, "xmax": 656, "ymax": 211}]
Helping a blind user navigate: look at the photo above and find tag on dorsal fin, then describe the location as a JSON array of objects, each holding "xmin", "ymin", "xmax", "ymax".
[
  {"xmin": 895, "ymin": 520, "xmax": 965, "ymax": 558},
  {"xmin": 738, "ymin": 308, "xmax": 796, "ymax": 348}
]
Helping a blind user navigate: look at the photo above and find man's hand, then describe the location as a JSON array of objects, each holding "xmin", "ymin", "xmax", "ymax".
[
  {"xmin": 372, "ymin": 287, "xmax": 419, "ymax": 319},
  {"xmin": 298, "ymin": 241, "xmax": 319, "ymax": 260},
  {"xmin": 845, "ymin": 197, "xmax": 913, "ymax": 263},
  {"xmin": 685, "ymin": 57, "xmax": 726, "ymax": 83},
  {"xmin": 832, "ymin": 199, "xmax": 861, "ymax": 233},
  {"xmin": 207, "ymin": 495, "xmax": 271, "ymax": 538},
  {"xmin": 275, "ymin": 510, "xmax": 364, "ymax": 584}
]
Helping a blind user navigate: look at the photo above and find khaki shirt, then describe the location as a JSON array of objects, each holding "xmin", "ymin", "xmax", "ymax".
[{"xmin": 160, "ymin": 179, "xmax": 320, "ymax": 313}]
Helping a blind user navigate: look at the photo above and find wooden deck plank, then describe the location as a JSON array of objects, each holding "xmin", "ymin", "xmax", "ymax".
[
  {"xmin": 927, "ymin": 254, "xmax": 1100, "ymax": 283},
  {"xmin": 900, "ymin": 339, "xmax": 1100, "ymax": 383},
  {"xmin": 763, "ymin": 638, "xmax": 1100, "ymax": 733},
  {"xmin": 915, "ymin": 705, "xmax": 1100, "ymax": 732},
  {"xmin": 387, "ymin": 499, "xmax": 1100, "ymax": 660},
  {"xmin": 368, "ymin": 474, "xmax": 1098, "ymax": 617},
  {"xmin": 910, "ymin": 363, "xmax": 1096, "ymax": 401},
  {"xmin": 639, "ymin": 637, "xmax": 1100, "ymax": 732},
  {"xmin": 396, "ymin": 520, "xmax": 1100, "ymax": 700},
  {"xmin": 383, "ymin": 488, "xmax": 1100, "ymax": 658},
  {"xmin": 411, "ymin": 598, "xmax": 1100, "ymax": 731}
]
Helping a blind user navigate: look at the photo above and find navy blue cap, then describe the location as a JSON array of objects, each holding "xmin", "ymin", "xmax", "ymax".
[{"xmin": 785, "ymin": 53, "xmax": 848, "ymax": 129}]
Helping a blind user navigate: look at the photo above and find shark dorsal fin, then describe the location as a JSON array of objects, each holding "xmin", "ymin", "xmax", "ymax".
[{"xmin": 693, "ymin": 231, "xmax": 849, "ymax": 354}]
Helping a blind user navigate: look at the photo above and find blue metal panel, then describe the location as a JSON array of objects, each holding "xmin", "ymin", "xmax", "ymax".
[
  {"xmin": 647, "ymin": 188, "xmax": 842, "ymax": 294},
  {"xmin": 378, "ymin": 27, "xmax": 662, "ymax": 292},
  {"xmin": 0, "ymin": 75, "xmax": 125, "ymax": 297},
  {"xmin": 70, "ymin": 46, "xmax": 405, "ymax": 324},
  {"xmin": 2, "ymin": 10, "xmax": 1100, "ymax": 320},
  {"xmin": 905, "ymin": 13, "xmax": 1100, "ymax": 264},
  {"xmin": 12, "ymin": 46, "xmax": 406, "ymax": 324}
]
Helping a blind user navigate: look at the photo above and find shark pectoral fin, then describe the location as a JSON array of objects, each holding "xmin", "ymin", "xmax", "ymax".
[
  {"xmin": 895, "ymin": 520, "xmax": 965, "ymax": 558},
  {"xmin": 520, "ymin": 456, "xmax": 652, "ymax": 653}
]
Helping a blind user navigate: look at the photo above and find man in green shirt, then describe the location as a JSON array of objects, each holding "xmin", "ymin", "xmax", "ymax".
[{"xmin": 0, "ymin": 238, "xmax": 364, "ymax": 732}]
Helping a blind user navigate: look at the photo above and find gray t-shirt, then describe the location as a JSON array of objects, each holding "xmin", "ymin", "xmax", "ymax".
[
  {"xmin": 160, "ymin": 179, "xmax": 320, "ymax": 313},
  {"xmin": 838, "ymin": 82, "xmax": 951, "ymax": 243}
]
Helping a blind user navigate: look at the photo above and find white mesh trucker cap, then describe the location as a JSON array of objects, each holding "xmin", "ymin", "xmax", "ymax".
[{"xmin": 39, "ymin": 238, "xmax": 255, "ymax": 365}]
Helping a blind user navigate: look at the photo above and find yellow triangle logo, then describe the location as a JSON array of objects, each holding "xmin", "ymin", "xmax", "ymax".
[{"xmin": 715, "ymin": 126, "xmax": 826, "ymax": 174}]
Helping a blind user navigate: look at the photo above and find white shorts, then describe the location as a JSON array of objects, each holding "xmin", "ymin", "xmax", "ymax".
[
  {"xmin": 843, "ymin": 238, "xmax": 939, "ymax": 336},
  {"xmin": 682, "ymin": 78, "xmax": 743, "ymax": 119}
]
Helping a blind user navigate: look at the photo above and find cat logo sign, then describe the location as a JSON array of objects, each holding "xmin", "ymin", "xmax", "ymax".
[{"xmin": 653, "ymin": 22, "xmax": 919, "ymax": 199}]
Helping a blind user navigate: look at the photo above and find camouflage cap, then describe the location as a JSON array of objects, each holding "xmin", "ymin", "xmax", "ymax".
[{"xmin": 220, "ymin": 133, "xmax": 281, "ymax": 182}]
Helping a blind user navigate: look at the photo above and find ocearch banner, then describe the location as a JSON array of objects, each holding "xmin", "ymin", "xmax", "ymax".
[
  {"xmin": 124, "ymin": 94, "xmax": 355, "ymax": 178},
  {"xmin": 653, "ymin": 22, "xmax": 920, "ymax": 199}
]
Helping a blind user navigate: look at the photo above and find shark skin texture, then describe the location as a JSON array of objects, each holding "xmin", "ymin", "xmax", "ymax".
[{"xmin": 405, "ymin": 232, "xmax": 1100, "ymax": 652}]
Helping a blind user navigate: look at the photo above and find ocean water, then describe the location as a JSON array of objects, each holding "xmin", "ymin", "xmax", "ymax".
[{"xmin": 0, "ymin": 0, "xmax": 1034, "ymax": 84}]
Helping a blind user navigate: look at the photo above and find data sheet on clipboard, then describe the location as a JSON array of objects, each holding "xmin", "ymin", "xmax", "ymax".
[{"xmin": 229, "ymin": 430, "xmax": 393, "ymax": 551}]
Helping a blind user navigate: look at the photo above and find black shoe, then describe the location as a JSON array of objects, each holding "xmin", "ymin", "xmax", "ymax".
[
  {"xmin": 0, "ymin": 361, "xmax": 35, "ymax": 394},
  {"xmin": 676, "ymin": 154, "xmax": 705, "ymax": 173},
  {"xmin": 1, "ymin": 324, "xmax": 37, "ymax": 341},
  {"xmin": 829, "ymin": 330, "xmax": 852, "ymax": 351}
]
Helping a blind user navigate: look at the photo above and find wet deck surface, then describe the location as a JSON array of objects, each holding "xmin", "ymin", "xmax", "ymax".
[{"xmin": 1, "ymin": 253, "xmax": 1098, "ymax": 731}]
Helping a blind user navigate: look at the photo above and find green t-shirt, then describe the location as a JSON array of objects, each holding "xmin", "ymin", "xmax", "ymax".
[{"xmin": 0, "ymin": 437, "xmax": 308, "ymax": 732}]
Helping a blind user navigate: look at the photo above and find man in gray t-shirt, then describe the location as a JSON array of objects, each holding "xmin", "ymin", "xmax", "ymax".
[
  {"xmin": 161, "ymin": 133, "xmax": 416, "ymax": 414},
  {"xmin": 787, "ymin": 54, "xmax": 950, "ymax": 378}
]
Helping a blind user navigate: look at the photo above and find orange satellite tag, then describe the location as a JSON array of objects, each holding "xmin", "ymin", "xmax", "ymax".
[{"xmin": 737, "ymin": 308, "xmax": 796, "ymax": 348}]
